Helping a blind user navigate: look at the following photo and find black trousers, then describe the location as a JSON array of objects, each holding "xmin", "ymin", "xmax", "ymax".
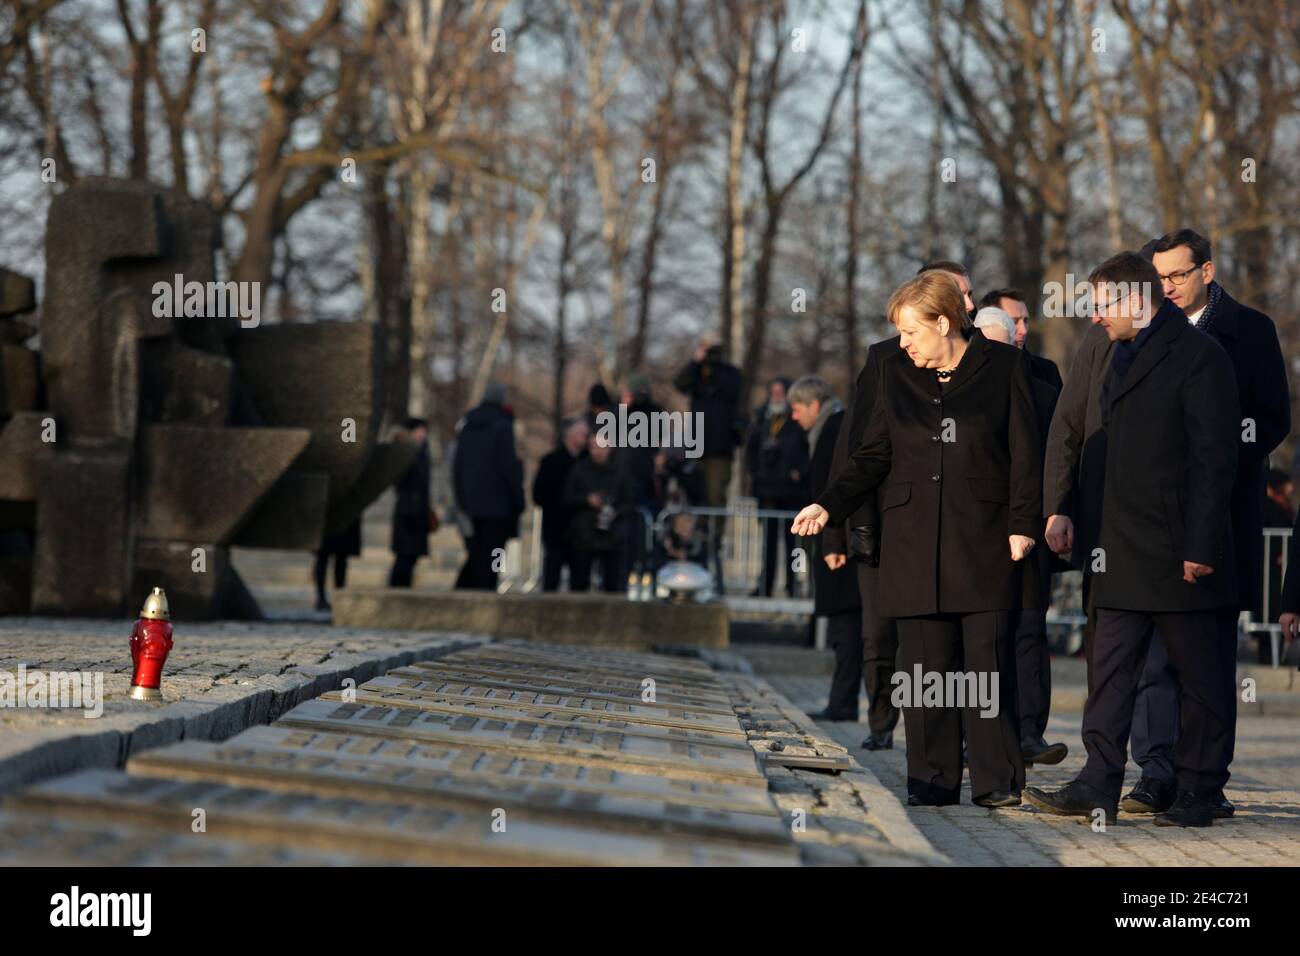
[
  {"xmin": 314, "ymin": 552, "xmax": 349, "ymax": 600},
  {"xmin": 758, "ymin": 497, "xmax": 801, "ymax": 596},
  {"xmin": 1130, "ymin": 606, "xmax": 1239, "ymax": 790},
  {"xmin": 895, "ymin": 610, "xmax": 1023, "ymax": 804},
  {"xmin": 857, "ymin": 562, "xmax": 899, "ymax": 734},
  {"xmin": 570, "ymin": 549, "xmax": 623, "ymax": 593},
  {"xmin": 824, "ymin": 609, "xmax": 863, "ymax": 718},
  {"xmin": 1011, "ymin": 553, "xmax": 1053, "ymax": 741},
  {"xmin": 454, "ymin": 518, "xmax": 514, "ymax": 591},
  {"xmin": 389, "ymin": 553, "xmax": 418, "ymax": 588},
  {"xmin": 1079, "ymin": 607, "xmax": 1236, "ymax": 803},
  {"xmin": 542, "ymin": 546, "xmax": 573, "ymax": 592}
]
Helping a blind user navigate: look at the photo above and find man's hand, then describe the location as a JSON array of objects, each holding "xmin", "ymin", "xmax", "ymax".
[
  {"xmin": 824, "ymin": 553, "xmax": 847, "ymax": 571},
  {"xmin": 1009, "ymin": 535, "xmax": 1036, "ymax": 561},
  {"xmin": 1183, "ymin": 561, "xmax": 1214, "ymax": 583},
  {"xmin": 586, "ymin": 493, "xmax": 604, "ymax": 510},
  {"xmin": 1280, "ymin": 613, "xmax": 1300, "ymax": 640},
  {"xmin": 791, "ymin": 504, "xmax": 829, "ymax": 536},
  {"xmin": 1045, "ymin": 514, "xmax": 1073, "ymax": 555}
]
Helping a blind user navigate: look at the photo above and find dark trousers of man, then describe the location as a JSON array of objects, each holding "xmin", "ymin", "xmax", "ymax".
[
  {"xmin": 825, "ymin": 610, "xmax": 863, "ymax": 719},
  {"xmin": 1129, "ymin": 606, "xmax": 1239, "ymax": 790},
  {"xmin": 1012, "ymin": 555, "xmax": 1053, "ymax": 742},
  {"xmin": 454, "ymin": 518, "xmax": 514, "ymax": 591},
  {"xmin": 314, "ymin": 552, "xmax": 349, "ymax": 600},
  {"xmin": 542, "ymin": 546, "xmax": 573, "ymax": 592},
  {"xmin": 857, "ymin": 563, "xmax": 899, "ymax": 735},
  {"xmin": 758, "ymin": 496, "xmax": 801, "ymax": 596},
  {"xmin": 700, "ymin": 455, "xmax": 732, "ymax": 591},
  {"xmin": 389, "ymin": 553, "xmax": 418, "ymax": 587},
  {"xmin": 895, "ymin": 611, "xmax": 1023, "ymax": 804},
  {"xmin": 570, "ymin": 549, "xmax": 623, "ymax": 593},
  {"xmin": 1080, "ymin": 608, "xmax": 1236, "ymax": 804}
]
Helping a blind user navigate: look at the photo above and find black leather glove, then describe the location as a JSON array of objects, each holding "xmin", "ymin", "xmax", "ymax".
[{"xmin": 847, "ymin": 525, "xmax": 879, "ymax": 567}]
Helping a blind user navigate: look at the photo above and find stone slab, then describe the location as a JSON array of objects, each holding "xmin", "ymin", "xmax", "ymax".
[
  {"xmin": 394, "ymin": 661, "xmax": 736, "ymax": 712},
  {"xmin": 360, "ymin": 673, "xmax": 746, "ymax": 736},
  {"xmin": 0, "ymin": 809, "xmax": 379, "ymax": 865},
  {"xmin": 11, "ymin": 769, "xmax": 796, "ymax": 866},
  {"xmin": 127, "ymin": 738, "xmax": 791, "ymax": 846},
  {"xmin": 318, "ymin": 687, "xmax": 753, "ymax": 751},
  {"xmin": 278, "ymin": 698, "xmax": 766, "ymax": 786},
  {"xmin": 332, "ymin": 589, "xmax": 729, "ymax": 649}
]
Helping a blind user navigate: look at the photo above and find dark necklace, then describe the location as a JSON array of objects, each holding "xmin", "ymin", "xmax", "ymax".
[{"xmin": 935, "ymin": 366, "xmax": 956, "ymax": 382}]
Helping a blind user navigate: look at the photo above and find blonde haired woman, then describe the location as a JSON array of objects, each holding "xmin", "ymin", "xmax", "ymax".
[{"xmin": 792, "ymin": 271, "xmax": 1042, "ymax": 807}]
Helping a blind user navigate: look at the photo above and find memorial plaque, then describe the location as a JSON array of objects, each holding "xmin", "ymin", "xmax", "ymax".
[
  {"xmin": 13, "ymin": 769, "xmax": 797, "ymax": 866},
  {"xmin": 444, "ymin": 651, "xmax": 731, "ymax": 694},
  {"xmin": 278, "ymin": 699, "xmax": 767, "ymax": 785},
  {"xmin": 318, "ymin": 686, "xmax": 752, "ymax": 751},
  {"xmin": 128, "ymin": 739, "xmax": 791, "ymax": 846},
  {"xmin": 217, "ymin": 725, "xmax": 778, "ymax": 812},
  {"xmin": 0, "ymin": 810, "xmax": 378, "ymax": 866},
  {"xmin": 456, "ymin": 643, "xmax": 721, "ymax": 681},
  {"xmin": 403, "ymin": 660, "xmax": 736, "ymax": 712},
  {"xmin": 362, "ymin": 674, "xmax": 745, "ymax": 736}
]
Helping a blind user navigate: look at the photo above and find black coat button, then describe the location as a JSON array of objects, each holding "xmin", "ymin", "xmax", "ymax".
[
  {"xmin": 931, "ymin": 397, "xmax": 941, "ymax": 405},
  {"xmin": 931, "ymin": 474, "xmax": 940, "ymax": 482}
]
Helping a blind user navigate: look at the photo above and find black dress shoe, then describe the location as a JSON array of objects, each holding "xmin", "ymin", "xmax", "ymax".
[
  {"xmin": 1153, "ymin": 791, "xmax": 1215, "ymax": 828},
  {"xmin": 1120, "ymin": 776, "xmax": 1176, "ymax": 814},
  {"xmin": 1021, "ymin": 737, "xmax": 1068, "ymax": 766},
  {"xmin": 806, "ymin": 708, "xmax": 859, "ymax": 722},
  {"xmin": 973, "ymin": 790, "xmax": 1022, "ymax": 808},
  {"xmin": 1024, "ymin": 780, "xmax": 1117, "ymax": 823},
  {"xmin": 1213, "ymin": 794, "xmax": 1235, "ymax": 819},
  {"xmin": 860, "ymin": 731, "xmax": 893, "ymax": 750}
]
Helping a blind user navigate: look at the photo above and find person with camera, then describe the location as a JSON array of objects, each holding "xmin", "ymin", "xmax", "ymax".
[{"xmin": 563, "ymin": 430, "xmax": 633, "ymax": 592}]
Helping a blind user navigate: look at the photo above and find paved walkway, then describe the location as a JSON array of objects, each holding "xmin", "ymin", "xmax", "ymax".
[{"xmin": 772, "ymin": 674, "xmax": 1300, "ymax": 866}]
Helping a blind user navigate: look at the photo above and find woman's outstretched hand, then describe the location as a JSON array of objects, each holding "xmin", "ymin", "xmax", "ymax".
[
  {"xmin": 791, "ymin": 504, "xmax": 830, "ymax": 537},
  {"xmin": 1009, "ymin": 534, "xmax": 1036, "ymax": 561}
]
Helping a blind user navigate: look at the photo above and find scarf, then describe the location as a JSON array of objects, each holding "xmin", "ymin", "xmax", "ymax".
[
  {"xmin": 1102, "ymin": 298, "xmax": 1178, "ymax": 413},
  {"xmin": 1189, "ymin": 280, "xmax": 1223, "ymax": 332},
  {"xmin": 808, "ymin": 397, "xmax": 845, "ymax": 456}
]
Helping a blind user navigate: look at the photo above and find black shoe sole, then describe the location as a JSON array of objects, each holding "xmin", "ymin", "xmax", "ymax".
[
  {"xmin": 1119, "ymin": 796, "xmax": 1169, "ymax": 814},
  {"xmin": 974, "ymin": 794, "xmax": 1022, "ymax": 809},
  {"xmin": 1023, "ymin": 790, "xmax": 1116, "ymax": 823},
  {"xmin": 1023, "ymin": 743, "xmax": 1068, "ymax": 766}
]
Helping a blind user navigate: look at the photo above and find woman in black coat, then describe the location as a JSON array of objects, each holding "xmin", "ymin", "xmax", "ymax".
[{"xmin": 792, "ymin": 271, "xmax": 1042, "ymax": 808}]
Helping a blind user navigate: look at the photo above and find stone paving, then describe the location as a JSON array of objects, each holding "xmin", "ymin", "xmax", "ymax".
[
  {"xmin": 773, "ymin": 674, "xmax": 1300, "ymax": 866},
  {"xmin": 0, "ymin": 641, "xmax": 937, "ymax": 866},
  {"xmin": 0, "ymin": 618, "xmax": 483, "ymax": 794}
]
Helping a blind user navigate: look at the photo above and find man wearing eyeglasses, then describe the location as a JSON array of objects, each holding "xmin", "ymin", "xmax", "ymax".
[
  {"xmin": 1028, "ymin": 251, "xmax": 1239, "ymax": 827},
  {"xmin": 1116, "ymin": 231, "xmax": 1291, "ymax": 820}
]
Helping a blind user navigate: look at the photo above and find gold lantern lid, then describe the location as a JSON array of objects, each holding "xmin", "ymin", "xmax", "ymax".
[{"xmin": 139, "ymin": 587, "xmax": 170, "ymax": 621}]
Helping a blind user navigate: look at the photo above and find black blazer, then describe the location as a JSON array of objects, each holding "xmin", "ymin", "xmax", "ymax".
[
  {"xmin": 809, "ymin": 408, "xmax": 860, "ymax": 616},
  {"xmin": 817, "ymin": 330, "xmax": 1042, "ymax": 618},
  {"xmin": 825, "ymin": 336, "xmax": 903, "ymax": 564},
  {"xmin": 1202, "ymin": 287, "xmax": 1291, "ymax": 616},
  {"xmin": 1093, "ymin": 304, "xmax": 1240, "ymax": 613}
]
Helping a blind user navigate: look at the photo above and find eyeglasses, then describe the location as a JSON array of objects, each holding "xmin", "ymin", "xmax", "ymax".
[{"xmin": 1157, "ymin": 266, "xmax": 1202, "ymax": 287}]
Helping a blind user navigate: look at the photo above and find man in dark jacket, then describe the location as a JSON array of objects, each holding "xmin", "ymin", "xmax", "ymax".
[
  {"xmin": 1027, "ymin": 252, "xmax": 1240, "ymax": 828},
  {"xmin": 790, "ymin": 376, "xmax": 861, "ymax": 721},
  {"xmin": 745, "ymin": 376, "xmax": 809, "ymax": 597},
  {"xmin": 452, "ymin": 382, "xmax": 525, "ymax": 591},
  {"xmin": 617, "ymin": 375, "xmax": 663, "ymax": 583},
  {"xmin": 531, "ymin": 417, "xmax": 590, "ymax": 591},
  {"xmin": 389, "ymin": 418, "xmax": 431, "ymax": 588},
  {"xmin": 673, "ymin": 336, "xmax": 743, "ymax": 590},
  {"xmin": 1128, "ymin": 230, "xmax": 1291, "ymax": 810},
  {"xmin": 563, "ymin": 432, "xmax": 632, "ymax": 592}
]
